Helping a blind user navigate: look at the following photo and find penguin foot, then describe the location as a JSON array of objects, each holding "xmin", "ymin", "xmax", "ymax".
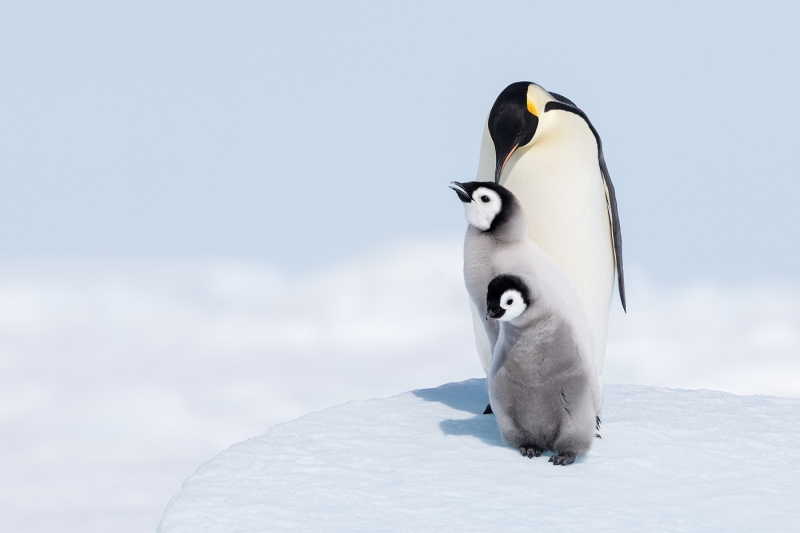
[
  {"xmin": 519, "ymin": 445, "xmax": 543, "ymax": 459},
  {"xmin": 596, "ymin": 416, "xmax": 601, "ymax": 430},
  {"xmin": 483, "ymin": 404, "xmax": 493, "ymax": 415},
  {"xmin": 549, "ymin": 452, "xmax": 576, "ymax": 466}
]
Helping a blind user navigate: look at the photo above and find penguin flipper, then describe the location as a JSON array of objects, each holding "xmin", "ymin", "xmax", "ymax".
[
  {"xmin": 599, "ymin": 149, "xmax": 627, "ymax": 312},
  {"xmin": 543, "ymin": 99, "xmax": 627, "ymax": 312}
]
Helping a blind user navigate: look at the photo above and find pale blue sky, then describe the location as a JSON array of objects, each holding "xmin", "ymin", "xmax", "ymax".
[{"xmin": 1, "ymin": 1, "xmax": 798, "ymax": 283}]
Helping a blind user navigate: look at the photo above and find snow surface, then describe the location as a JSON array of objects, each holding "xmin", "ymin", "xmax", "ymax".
[
  {"xmin": 2, "ymin": 239, "xmax": 800, "ymax": 532},
  {"xmin": 159, "ymin": 379, "xmax": 800, "ymax": 532}
]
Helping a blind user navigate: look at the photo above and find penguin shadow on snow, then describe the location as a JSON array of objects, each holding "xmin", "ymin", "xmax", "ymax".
[{"xmin": 413, "ymin": 379, "xmax": 506, "ymax": 448}]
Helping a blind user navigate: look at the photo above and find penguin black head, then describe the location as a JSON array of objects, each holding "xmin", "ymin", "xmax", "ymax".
[
  {"xmin": 488, "ymin": 81, "xmax": 540, "ymax": 183},
  {"xmin": 448, "ymin": 181, "xmax": 517, "ymax": 232},
  {"xmin": 486, "ymin": 274, "xmax": 530, "ymax": 322}
]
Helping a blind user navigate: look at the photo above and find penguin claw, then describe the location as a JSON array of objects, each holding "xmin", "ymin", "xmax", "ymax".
[
  {"xmin": 519, "ymin": 445, "xmax": 543, "ymax": 458},
  {"xmin": 483, "ymin": 404, "xmax": 493, "ymax": 415},
  {"xmin": 596, "ymin": 416, "xmax": 601, "ymax": 430},
  {"xmin": 549, "ymin": 452, "xmax": 576, "ymax": 466}
]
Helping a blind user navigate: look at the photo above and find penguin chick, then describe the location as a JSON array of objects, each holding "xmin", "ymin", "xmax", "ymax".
[
  {"xmin": 486, "ymin": 273, "xmax": 599, "ymax": 465},
  {"xmin": 449, "ymin": 180, "xmax": 582, "ymax": 372}
]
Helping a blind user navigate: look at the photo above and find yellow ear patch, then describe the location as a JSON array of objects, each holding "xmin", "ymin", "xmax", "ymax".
[{"xmin": 526, "ymin": 97, "xmax": 538, "ymax": 117}]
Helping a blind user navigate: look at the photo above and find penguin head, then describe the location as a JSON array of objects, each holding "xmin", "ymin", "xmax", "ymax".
[
  {"xmin": 487, "ymin": 82, "xmax": 555, "ymax": 183},
  {"xmin": 448, "ymin": 181, "xmax": 518, "ymax": 232},
  {"xmin": 486, "ymin": 274, "xmax": 530, "ymax": 322}
]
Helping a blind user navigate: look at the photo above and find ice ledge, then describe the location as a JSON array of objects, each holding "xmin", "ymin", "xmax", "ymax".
[{"xmin": 158, "ymin": 379, "xmax": 800, "ymax": 533}]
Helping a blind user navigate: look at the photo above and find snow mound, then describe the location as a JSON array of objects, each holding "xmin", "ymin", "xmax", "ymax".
[{"xmin": 158, "ymin": 380, "xmax": 800, "ymax": 532}]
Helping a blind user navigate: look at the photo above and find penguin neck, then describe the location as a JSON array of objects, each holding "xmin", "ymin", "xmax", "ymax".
[
  {"xmin": 503, "ymin": 110, "xmax": 599, "ymax": 184},
  {"xmin": 484, "ymin": 204, "xmax": 527, "ymax": 243},
  {"xmin": 501, "ymin": 311, "xmax": 561, "ymax": 364},
  {"xmin": 508, "ymin": 306, "xmax": 550, "ymax": 332}
]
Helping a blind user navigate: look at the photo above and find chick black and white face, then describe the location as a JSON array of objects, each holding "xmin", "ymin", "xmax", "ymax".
[
  {"xmin": 449, "ymin": 181, "xmax": 513, "ymax": 232},
  {"xmin": 486, "ymin": 273, "xmax": 530, "ymax": 322},
  {"xmin": 463, "ymin": 187, "xmax": 502, "ymax": 231},
  {"xmin": 495, "ymin": 289, "xmax": 527, "ymax": 322}
]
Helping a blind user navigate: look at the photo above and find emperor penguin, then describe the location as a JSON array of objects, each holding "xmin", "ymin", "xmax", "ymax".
[
  {"xmin": 486, "ymin": 273, "xmax": 600, "ymax": 465},
  {"xmin": 449, "ymin": 181, "xmax": 589, "ymax": 378},
  {"xmin": 474, "ymin": 81, "xmax": 625, "ymax": 383}
]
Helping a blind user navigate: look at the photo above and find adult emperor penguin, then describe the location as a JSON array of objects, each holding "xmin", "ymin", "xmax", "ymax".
[
  {"xmin": 473, "ymin": 81, "xmax": 625, "ymax": 381},
  {"xmin": 485, "ymin": 273, "xmax": 600, "ymax": 465}
]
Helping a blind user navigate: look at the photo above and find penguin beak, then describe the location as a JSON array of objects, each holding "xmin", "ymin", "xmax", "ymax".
[
  {"xmin": 495, "ymin": 144, "xmax": 519, "ymax": 183},
  {"xmin": 449, "ymin": 182, "xmax": 472, "ymax": 203},
  {"xmin": 486, "ymin": 306, "xmax": 505, "ymax": 320}
]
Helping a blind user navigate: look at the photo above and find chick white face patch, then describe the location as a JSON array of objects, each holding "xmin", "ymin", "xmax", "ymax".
[
  {"xmin": 464, "ymin": 187, "xmax": 502, "ymax": 231},
  {"xmin": 497, "ymin": 289, "xmax": 527, "ymax": 322}
]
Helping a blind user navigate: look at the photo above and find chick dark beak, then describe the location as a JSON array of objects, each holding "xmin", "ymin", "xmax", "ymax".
[
  {"xmin": 449, "ymin": 181, "xmax": 472, "ymax": 203},
  {"xmin": 486, "ymin": 306, "xmax": 505, "ymax": 320}
]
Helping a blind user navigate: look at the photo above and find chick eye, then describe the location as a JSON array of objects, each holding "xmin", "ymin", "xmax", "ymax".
[
  {"xmin": 481, "ymin": 195, "xmax": 490, "ymax": 203},
  {"xmin": 506, "ymin": 299, "xmax": 513, "ymax": 305}
]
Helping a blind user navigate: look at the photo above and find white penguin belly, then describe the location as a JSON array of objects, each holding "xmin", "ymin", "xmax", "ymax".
[
  {"xmin": 499, "ymin": 117, "xmax": 615, "ymax": 376},
  {"xmin": 469, "ymin": 299, "xmax": 494, "ymax": 373}
]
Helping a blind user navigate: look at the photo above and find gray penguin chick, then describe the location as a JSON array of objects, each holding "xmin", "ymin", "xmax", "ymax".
[
  {"xmin": 449, "ymin": 181, "xmax": 590, "ymax": 371},
  {"xmin": 486, "ymin": 273, "xmax": 600, "ymax": 465},
  {"xmin": 449, "ymin": 180, "xmax": 536, "ymax": 370},
  {"xmin": 450, "ymin": 181, "xmax": 603, "ymax": 420}
]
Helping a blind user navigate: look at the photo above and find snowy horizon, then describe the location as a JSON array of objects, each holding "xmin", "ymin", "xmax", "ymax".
[{"xmin": 2, "ymin": 238, "xmax": 800, "ymax": 531}]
